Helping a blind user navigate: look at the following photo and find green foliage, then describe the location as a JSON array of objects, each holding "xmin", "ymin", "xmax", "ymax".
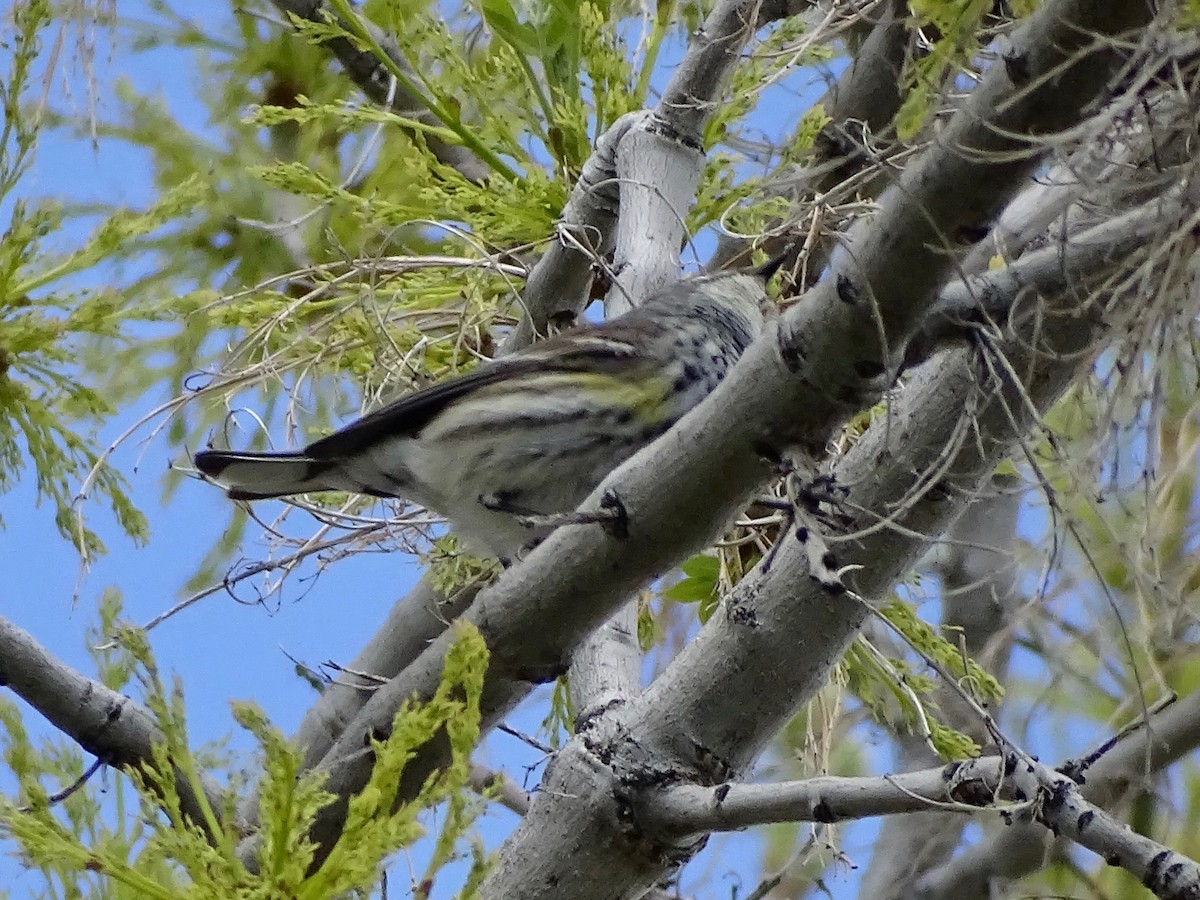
[
  {"xmin": 841, "ymin": 600, "xmax": 1003, "ymax": 761},
  {"xmin": 1182, "ymin": 0, "xmax": 1200, "ymax": 28},
  {"xmin": 0, "ymin": 618, "xmax": 491, "ymax": 898},
  {"xmin": 323, "ymin": 0, "xmax": 521, "ymax": 181},
  {"xmin": 691, "ymin": 18, "xmax": 831, "ymax": 235},
  {"xmin": 707, "ymin": 15, "xmax": 826, "ymax": 152},
  {"xmin": 14, "ymin": 3, "xmax": 1195, "ymax": 897},
  {"xmin": 662, "ymin": 553, "xmax": 721, "ymax": 624},
  {"xmin": 881, "ymin": 600, "xmax": 1003, "ymax": 706},
  {"xmin": 0, "ymin": 0, "xmax": 157, "ymax": 554},
  {"xmin": 423, "ymin": 535, "xmax": 503, "ymax": 596},
  {"xmin": 895, "ymin": 0, "xmax": 992, "ymax": 140},
  {"xmin": 540, "ymin": 675, "xmax": 576, "ymax": 749}
]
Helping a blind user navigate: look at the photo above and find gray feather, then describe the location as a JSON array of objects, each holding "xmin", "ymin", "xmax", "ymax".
[{"xmin": 194, "ymin": 450, "xmax": 336, "ymax": 500}]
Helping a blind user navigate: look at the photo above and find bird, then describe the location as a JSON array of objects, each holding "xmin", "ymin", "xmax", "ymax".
[{"xmin": 195, "ymin": 266, "xmax": 777, "ymax": 557}]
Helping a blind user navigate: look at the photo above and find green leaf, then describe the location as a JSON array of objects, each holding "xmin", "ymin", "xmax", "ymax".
[
  {"xmin": 662, "ymin": 554, "xmax": 720, "ymax": 603},
  {"xmin": 481, "ymin": 0, "xmax": 539, "ymax": 55}
]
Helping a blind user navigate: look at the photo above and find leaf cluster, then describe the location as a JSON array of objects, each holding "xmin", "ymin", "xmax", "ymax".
[{"xmin": 0, "ymin": 608, "xmax": 491, "ymax": 898}]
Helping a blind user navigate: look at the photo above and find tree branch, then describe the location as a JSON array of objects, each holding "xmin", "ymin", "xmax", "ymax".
[
  {"xmin": 0, "ymin": 616, "xmax": 226, "ymax": 840},
  {"xmin": 288, "ymin": 0, "xmax": 1164, "ymax": 854},
  {"xmin": 256, "ymin": 0, "xmax": 1157, "ymax": 875},
  {"xmin": 642, "ymin": 690, "xmax": 1200, "ymax": 900},
  {"xmin": 914, "ymin": 668, "xmax": 1200, "ymax": 896},
  {"xmin": 478, "ymin": 185, "xmax": 1188, "ymax": 898},
  {"xmin": 712, "ymin": 0, "xmax": 912, "ymax": 271},
  {"xmin": 568, "ymin": 602, "xmax": 641, "ymax": 722},
  {"xmin": 644, "ymin": 757, "xmax": 1015, "ymax": 833},
  {"xmin": 267, "ymin": 0, "xmax": 491, "ymax": 182},
  {"xmin": 262, "ymin": 2, "xmax": 792, "ymax": 854},
  {"xmin": 857, "ymin": 475, "xmax": 1023, "ymax": 900},
  {"xmin": 1011, "ymin": 757, "xmax": 1200, "ymax": 900}
]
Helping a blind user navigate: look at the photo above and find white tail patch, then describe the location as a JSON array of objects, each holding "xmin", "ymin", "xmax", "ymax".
[{"xmin": 195, "ymin": 451, "xmax": 331, "ymax": 500}]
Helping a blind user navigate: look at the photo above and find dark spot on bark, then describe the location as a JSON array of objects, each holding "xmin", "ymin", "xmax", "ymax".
[
  {"xmin": 836, "ymin": 273, "xmax": 859, "ymax": 305},
  {"xmin": 821, "ymin": 551, "xmax": 838, "ymax": 570},
  {"xmin": 855, "ymin": 359, "xmax": 885, "ymax": 380},
  {"xmin": 729, "ymin": 603, "xmax": 759, "ymax": 628},
  {"xmin": 779, "ymin": 336, "xmax": 807, "ymax": 374},
  {"xmin": 918, "ymin": 481, "xmax": 951, "ymax": 505},
  {"xmin": 691, "ymin": 744, "xmax": 734, "ymax": 784},
  {"xmin": 548, "ymin": 310, "xmax": 578, "ymax": 331},
  {"xmin": 955, "ymin": 223, "xmax": 990, "ymax": 245},
  {"xmin": 796, "ymin": 526, "xmax": 809, "ymax": 543},
  {"xmin": 600, "ymin": 490, "xmax": 629, "ymax": 540},
  {"xmin": 1144, "ymin": 851, "xmax": 1172, "ymax": 889},
  {"xmin": 751, "ymin": 440, "xmax": 783, "ymax": 465},
  {"xmin": 813, "ymin": 799, "xmax": 836, "ymax": 823},
  {"xmin": 575, "ymin": 698, "xmax": 624, "ymax": 734},
  {"xmin": 714, "ymin": 784, "xmax": 731, "ymax": 804},
  {"xmin": 1076, "ymin": 810, "xmax": 1095, "ymax": 830},
  {"xmin": 1163, "ymin": 862, "xmax": 1185, "ymax": 887},
  {"xmin": 1004, "ymin": 52, "xmax": 1030, "ymax": 85},
  {"xmin": 511, "ymin": 658, "xmax": 571, "ymax": 684}
]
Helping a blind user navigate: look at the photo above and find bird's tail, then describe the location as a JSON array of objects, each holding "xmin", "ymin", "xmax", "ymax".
[{"xmin": 194, "ymin": 449, "xmax": 337, "ymax": 500}]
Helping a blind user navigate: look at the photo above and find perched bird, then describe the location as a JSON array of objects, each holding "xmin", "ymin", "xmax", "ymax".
[{"xmin": 195, "ymin": 267, "xmax": 776, "ymax": 556}]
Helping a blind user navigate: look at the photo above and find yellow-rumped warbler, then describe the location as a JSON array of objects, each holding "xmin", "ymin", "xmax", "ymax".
[{"xmin": 194, "ymin": 267, "xmax": 775, "ymax": 556}]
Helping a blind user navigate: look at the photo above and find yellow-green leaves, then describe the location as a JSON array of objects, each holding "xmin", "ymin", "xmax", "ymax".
[
  {"xmin": 895, "ymin": 0, "xmax": 991, "ymax": 139},
  {"xmin": 842, "ymin": 600, "xmax": 1004, "ymax": 761},
  {"xmin": 0, "ymin": 620, "xmax": 491, "ymax": 898},
  {"xmin": 663, "ymin": 553, "xmax": 721, "ymax": 623},
  {"xmin": 306, "ymin": 621, "xmax": 489, "ymax": 898}
]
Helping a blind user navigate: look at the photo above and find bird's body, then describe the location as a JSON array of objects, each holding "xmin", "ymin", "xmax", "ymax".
[{"xmin": 195, "ymin": 270, "xmax": 771, "ymax": 556}]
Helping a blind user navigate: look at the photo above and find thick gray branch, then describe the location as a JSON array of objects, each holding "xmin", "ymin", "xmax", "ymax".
[
  {"xmin": 568, "ymin": 602, "xmax": 641, "ymax": 722},
  {"xmin": 479, "ymin": 190, "xmax": 1185, "ymax": 898},
  {"xmin": 0, "ymin": 616, "xmax": 225, "ymax": 838},
  {"xmin": 265, "ymin": 0, "xmax": 1157, "ymax": 873}
]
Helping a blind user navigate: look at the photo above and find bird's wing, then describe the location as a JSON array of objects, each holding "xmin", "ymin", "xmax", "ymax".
[
  {"xmin": 304, "ymin": 330, "xmax": 643, "ymax": 460},
  {"xmin": 304, "ymin": 359, "xmax": 537, "ymax": 459}
]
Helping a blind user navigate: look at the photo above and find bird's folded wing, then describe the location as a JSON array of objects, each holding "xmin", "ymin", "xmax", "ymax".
[
  {"xmin": 303, "ymin": 357, "xmax": 542, "ymax": 459},
  {"xmin": 303, "ymin": 332, "xmax": 641, "ymax": 460}
]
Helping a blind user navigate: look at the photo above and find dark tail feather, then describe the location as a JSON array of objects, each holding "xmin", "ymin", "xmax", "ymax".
[{"xmin": 194, "ymin": 449, "xmax": 336, "ymax": 500}]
